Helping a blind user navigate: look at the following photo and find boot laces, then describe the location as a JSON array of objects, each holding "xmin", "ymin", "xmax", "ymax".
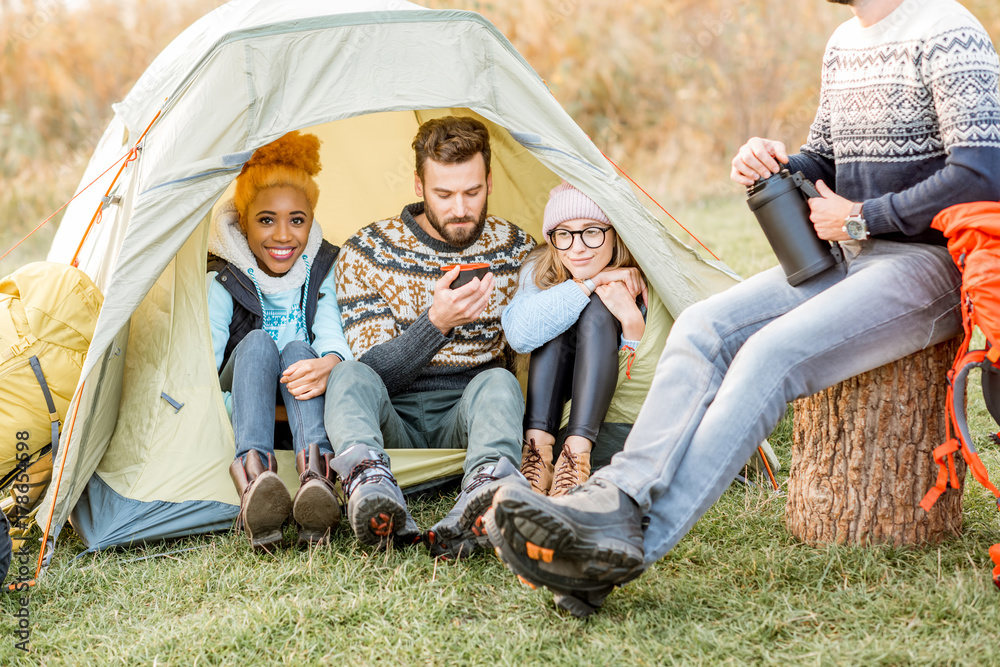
[
  {"xmin": 553, "ymin": 451, "xmax": 584, "ymax": 495},
  {"xmin": 343, "ymin": 458, "xmax": 397, "ymax": 498},
  {"xmin": 520, "ymin": 441, "xmax": 545, "ymax": 485},
  {"xmin": 463, "ymin": 467, "xmax": 500, "ymax": 496}
]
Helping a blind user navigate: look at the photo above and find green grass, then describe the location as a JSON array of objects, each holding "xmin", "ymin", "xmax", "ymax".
[
  {"xmin": 1, "ymin": 197, "xmax": 1000, "ymax": 665},
  {"xmin": 1, "ymin": 431, "xmax": 998, "ymax": 665}
]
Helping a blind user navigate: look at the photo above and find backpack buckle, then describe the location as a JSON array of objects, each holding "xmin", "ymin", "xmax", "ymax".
[{"xmin": 2, "ymin": 334, "xmax": 37, "ymax": 361}]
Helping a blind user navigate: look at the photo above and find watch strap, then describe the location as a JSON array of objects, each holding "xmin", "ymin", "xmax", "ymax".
[{"xmin": 583, "ymin": 278, "xmax": 597, "ymax": 293}]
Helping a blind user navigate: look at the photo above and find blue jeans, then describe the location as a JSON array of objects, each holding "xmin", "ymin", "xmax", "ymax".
[
  {"xmin": 595, "ymin": 240, "xmax": 963, "ymax": 565},
  {"xmin": 324, "ymin": 361, "xmax": 524, "ymax": 488},
  {"xmin": 219, "ymin": 329, "xmax": 332, "ymax": 462}
]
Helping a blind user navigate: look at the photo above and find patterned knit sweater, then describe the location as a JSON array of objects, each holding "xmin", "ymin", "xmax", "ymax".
[
  {"xmin": 788, "ymin": 0, "xmax": 1000, "ymax": 245},
  {"xmin": 336, "ymin": 202, "xmax": 536, "ymax": 396}
]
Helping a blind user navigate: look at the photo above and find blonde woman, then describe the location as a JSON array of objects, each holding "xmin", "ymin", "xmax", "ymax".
[{"xmin": 502, "ymin": 183, "xmax": 647, "ymax": 496}]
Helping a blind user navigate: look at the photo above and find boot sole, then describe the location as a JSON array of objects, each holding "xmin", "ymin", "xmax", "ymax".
[
  {"xmin": 244, "ymin": 472, "xmax": 292, "ymax": 550},
  {"xmin": 484, "ymin": 509, "xmax": 634, "ymax": 602},
  {"xmin": 491, "ymin": 485, "xmax": 644, "ymax": 577},
  {"xmin": 293, "ymin": 482, "xmax": 341, "ymax": 545},
  {"xmin": 349, "ymin": 491, "xmax": 408, "ymax": 549}
]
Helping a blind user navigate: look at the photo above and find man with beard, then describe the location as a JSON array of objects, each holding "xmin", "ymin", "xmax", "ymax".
[
  {"xmin": 489, "ymin": 0, "xmax": 1000, "ymax": 616},
  {"xmin": 327, "ymin": 116, "xmax": 536, "ymax": 558}
]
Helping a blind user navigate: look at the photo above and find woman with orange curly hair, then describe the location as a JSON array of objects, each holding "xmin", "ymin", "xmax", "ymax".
[{"xmin": 206, "ymin": 131, "xmax": 352, "ymax": 550}]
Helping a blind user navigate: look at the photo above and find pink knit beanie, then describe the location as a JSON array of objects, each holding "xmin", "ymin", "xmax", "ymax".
[{"xmin": 542, "ymin": 182, "xmax": 611, "ymax": 237}]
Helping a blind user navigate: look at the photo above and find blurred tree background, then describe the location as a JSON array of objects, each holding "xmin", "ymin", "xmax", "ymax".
[{"xmin": 1, "ymin": 0, "xmax": 998, "ymax": 268}]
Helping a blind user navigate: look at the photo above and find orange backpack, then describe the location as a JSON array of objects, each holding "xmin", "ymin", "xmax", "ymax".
[{"xmin": 920, "ymin": 201, "xmax": 1000, "ymax": 588}]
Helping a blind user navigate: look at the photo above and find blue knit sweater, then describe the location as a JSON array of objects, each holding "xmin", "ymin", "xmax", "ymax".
[{"xmin": 788, "ymin": 0, "xmax": 1000, "ymax": 245}]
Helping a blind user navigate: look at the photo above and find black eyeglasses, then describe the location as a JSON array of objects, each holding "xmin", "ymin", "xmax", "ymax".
[{"xmin": 548, "ymin": 227, "xmax": 612, "ymax": 250}]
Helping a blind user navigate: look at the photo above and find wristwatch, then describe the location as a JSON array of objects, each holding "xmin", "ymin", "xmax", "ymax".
[
  {"xmin": 845, "ymin": 202, "xmax": 870, "ymax": 240},
  {"xmin": 574, "ymin": 278, "xmax": 597, "ymax": 294}
]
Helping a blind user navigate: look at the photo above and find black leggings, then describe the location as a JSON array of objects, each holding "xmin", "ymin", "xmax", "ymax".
[{"xmin": 524, "ymin": 294, "xmax": 620, "ymax": 443}]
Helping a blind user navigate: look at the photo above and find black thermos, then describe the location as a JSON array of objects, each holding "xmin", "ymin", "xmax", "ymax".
[{"xmin": 746, "ymin": 168, "xmax": 841, "ymax": 286}]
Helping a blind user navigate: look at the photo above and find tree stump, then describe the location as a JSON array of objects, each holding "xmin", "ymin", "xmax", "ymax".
[{"xmin": 785, "ymin": 338, "xmax": 965, "ymax": 546}]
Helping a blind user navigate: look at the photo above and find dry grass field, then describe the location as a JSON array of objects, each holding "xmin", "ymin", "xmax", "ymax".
[{"xmin": 2, "ymin": 0, "xmax": 998, "ymax": 273}]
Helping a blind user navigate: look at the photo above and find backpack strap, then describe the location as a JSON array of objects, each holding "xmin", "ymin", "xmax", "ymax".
[
  {"xmin": 27, "ymin": 356, "xmax": 61, "ymax": 460},
  {"xmin": 921, "ymin": 348, "xmax": 1000, "ymax": 510},
  {"xmin": 920, "ymin": 347, "xmax": 1000, "ymax": 591}
]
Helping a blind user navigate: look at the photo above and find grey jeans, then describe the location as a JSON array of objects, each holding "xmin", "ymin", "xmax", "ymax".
[
  {"xmin": 596, "ymin": 240, "xmax": 962, "ymax": 565},
  {"xmin": 324, "ymin": 360, "xmax": 524, "ymax": 488}
]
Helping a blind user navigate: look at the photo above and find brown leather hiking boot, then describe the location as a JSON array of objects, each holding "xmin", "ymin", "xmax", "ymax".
[
  {"xmin": 292, "ymin": 443, "xmax": 342, "ymax": 545},
  {"xmin": 520, "ymin": 439, "xmax": 554, "ymax": 496},
  {"xmin": 550, "ymin": 449, "xmax": 591, "ymax": 497},
  {"xmin": 229, "ymin": 450, "xmax": 292, "ymax": 552}
]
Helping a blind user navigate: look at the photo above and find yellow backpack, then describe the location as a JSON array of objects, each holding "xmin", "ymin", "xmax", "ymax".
[{"xmin": 0, "ymin": 262, "xmax": 103, "ymax": 537}]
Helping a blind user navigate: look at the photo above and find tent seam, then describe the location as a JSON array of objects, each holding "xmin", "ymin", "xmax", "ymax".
[{"xmin": 244, "ymin": 42, "xmax": 258, "ymax": 139}]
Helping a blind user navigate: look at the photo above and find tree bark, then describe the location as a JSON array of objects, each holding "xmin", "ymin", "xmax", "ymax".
[{"xmin": 786, "ymin": 338, "xmax": 965, "ymax": 547}]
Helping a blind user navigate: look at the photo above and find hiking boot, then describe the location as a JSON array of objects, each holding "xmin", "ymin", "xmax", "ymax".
[
  {"xmin": 424, "ymin": 457, "xmax": 526, "ymax": 560},
  {"xmin": 484, "ymin": 507, "xmax": 621, "ymax": 618},
  {"xmin": 330, "ymin": 445, "xmax": 417, "ymax": 549},
  {"xmin": 229, "ymin": 450, "xmax": 292, "ymax": 552},
  {"xmin": 550, "ymin": 448, "xmax": 591, "ymax": 497},
  {"xmin": 520, "ymin": 439, "xmax": 554, "ymax": 495},
  {"xmin": 292, "ymin": 443, "xmax": 343, "ymax": 546},
  {"xmin": 490, "ymin": 477, "xmax": 645, "ymax": 586}
]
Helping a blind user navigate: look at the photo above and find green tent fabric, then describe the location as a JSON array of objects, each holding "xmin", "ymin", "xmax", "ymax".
[{"xmin": 37, "ymin": 0, "xmax": 751, "ymax": 551}]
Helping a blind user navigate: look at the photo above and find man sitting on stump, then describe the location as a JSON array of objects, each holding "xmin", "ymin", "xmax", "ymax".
[
  {"xmin": 489, "ymin": 0, "xmax": 1000, "ymax": 616},
  {"xmin": 326, "ymin": 116, "xmax": 535, "ymax": 558}
]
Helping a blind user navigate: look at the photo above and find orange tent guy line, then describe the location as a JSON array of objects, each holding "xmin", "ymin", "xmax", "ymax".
[
  {"xmin": 598, "ymin": 148, "xmax": 722, "ymax": 262},
  {"xmin": 758, "ymin": 445, "xmax": 779, "ymax": 491},
  {"xmin": 1, "ymin": 102, "xmax": 165, "ymax": 266},
  {"xmin": 70, "ymin": 107, "xmax": 163, "ymax": 267},
  {"xmin": 34, "ymin": 379, "xmax": 85, "ymax": 580}
]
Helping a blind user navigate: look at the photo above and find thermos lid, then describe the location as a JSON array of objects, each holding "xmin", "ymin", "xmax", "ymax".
[{"xmin": 746, "ymin": 170, "xmax": 801, "ymax": 211}]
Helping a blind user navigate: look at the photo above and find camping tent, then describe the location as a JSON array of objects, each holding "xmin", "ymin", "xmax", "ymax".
[{"xmin": 38, "ymin": 0, "xmax": 743, "ymax": 552}]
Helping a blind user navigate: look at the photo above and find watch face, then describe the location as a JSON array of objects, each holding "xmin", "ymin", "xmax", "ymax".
[{"xmin": 846, "ymin": 218, "xmax": 867, "ymax": 240}]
